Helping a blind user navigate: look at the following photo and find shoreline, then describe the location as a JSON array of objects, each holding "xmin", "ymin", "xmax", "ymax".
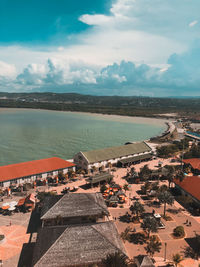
[{"xmin": 0, "ymin": 107, "xmax": 170, "ymax": 143}]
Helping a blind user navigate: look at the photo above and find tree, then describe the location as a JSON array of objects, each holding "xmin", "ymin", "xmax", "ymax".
[
  {"xmin": 101, "ymin": 252, "xmax": 128, "ymax": 267},
  {"xmin": 172, "ymin": 253, "xmax": 183, "ymax": 267},
  {"xmin": 130, "ymin": 201, "xmax": 145, "ymax": 221},
  {"xmin": 140, "ymin": 181, "xmax": 151, "ymax": 195},
  {"xmin": 173, "ymin": 226, "xmax": 185, "ymax": 238},
  {"xmin": 123, "ymin": 184, "xmax": 129, "ymax": 192},
  {"xmin": 145, "ymin": 235, "xmax": 161, "ymax": 257},
  {"xmin": 157, "ymin": 191, "xmax": 174, "ymax": 217},
  {"xmin": 183, "ymin": 233, "xmax": 200, "ymax": 260},
  {"xmin": 120, "ymin": 226, "xmax": 131, "ymax": 242},
  {"xmin": 139, "ymin": 165, "xmax": 152, "ymax": 181},
  {"xmin": 141, "ymin": 216, "xmax": 158, "ymax": 239}
]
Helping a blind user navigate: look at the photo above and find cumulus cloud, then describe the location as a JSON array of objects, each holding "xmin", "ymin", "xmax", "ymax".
[{"xmin": 189, "ymin": 20, "xmax": 198, "ymax": 27}]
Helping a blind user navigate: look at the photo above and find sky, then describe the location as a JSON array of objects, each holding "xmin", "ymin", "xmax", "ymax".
[{"xmin": 0, "ymin": 0, "xmax": 200, "ymax": 96}]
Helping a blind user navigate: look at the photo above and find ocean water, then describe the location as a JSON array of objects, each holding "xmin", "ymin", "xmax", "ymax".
[{"xmin": 0, "ymin": 109, "xmax": 165, "ymax": 166}]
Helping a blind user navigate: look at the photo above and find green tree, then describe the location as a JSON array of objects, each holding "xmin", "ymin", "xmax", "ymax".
[
  {"xmin": 141, "ymin": 216, "xmax": 158, "ymax": 239},
  {"xmin": 130, "ymin": 201, "xmax": 145, "ymax": 221},
  {"xmin": 173, "ymin": 226, "xmax": 185, "ymax": 238},
  {"xmin": 145, "ymin": 235, "xmax": 161, "ymax": 257},
  {"xmin": 123, "ymin": 184, "xmax": 129, "ymax": 192},
  {"xmin": 101, "ymin": 252, "xmax": 128, "ymax": 267},
  {"xmin": 141, "ymin": 181, "xmax": 151, "ymax": 195},
  {"xmin": 120, "ymin": 226, "xmax": 131, "ymax": 242},
  {"xmin": 139, "ymin": 165, "xmax": 152, "ymax": 181},
  {"xmin": 157, "ymin": 191, "xmax": 174, "ymax": 217},
  {"xmin": 172, "ymin": 253, "xmax": 183, "ymax": 267}
]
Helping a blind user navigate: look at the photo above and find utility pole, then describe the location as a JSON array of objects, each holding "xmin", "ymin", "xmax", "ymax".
[{"xmin": 164, "ymin": 242, "xmax": 167, "ymax": 261}]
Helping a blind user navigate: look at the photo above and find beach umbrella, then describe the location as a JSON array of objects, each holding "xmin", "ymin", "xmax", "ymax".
[
  {"xmin": 2, "ymin": 202, "xmax": 10, "ymax": 207},
  {"xmin": 9, "ymin": 201, "xmax": 18, "ymax": 207},
  {"xmin": 8, "ymin": 206, "xmax": 15, "ymax": 211}
]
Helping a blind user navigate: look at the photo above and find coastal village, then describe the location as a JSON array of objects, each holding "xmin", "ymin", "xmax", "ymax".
[{"xmin": 0, "ymin": 118, "xmax": 200, "ymax": 267}]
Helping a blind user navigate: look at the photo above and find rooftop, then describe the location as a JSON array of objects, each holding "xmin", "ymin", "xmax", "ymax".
[
  {"xmin": 41, "ymin": 193, "xmax": 109, "ymax": 220},
  {"xmin": 32, "ymin": 221, "xmax": 126, "ymax": 267},
  {"xmin": 81, "ymin": 142, "xmax": 152, "ymax": 164},
  {"xmin": 0, "ymin": 157, "xmax": 75, "ymax": 183},
  {"xmin": 183, "ymin": 158, "xmax": 200, "ymax": 170},
  {"xmin": 174, "ymin": 176, "xmax": 200, "ymax": 202}
]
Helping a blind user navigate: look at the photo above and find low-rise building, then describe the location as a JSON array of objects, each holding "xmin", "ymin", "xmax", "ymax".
[
  {"xmin": 40, "ymin": 192, "xmax": 109, "ymax": 226},
  {"xmin": 32, "ymin": 221, "xmax": 126, "ymax": 267},
  {"xmin": 183, "ymin": 158, "xmax": 200, "ymax": 175},
  {"xmin": 0, "ymin": 157, "xmax": 75, "ymax": 187},
  {"xmin": 174, "ymin": 176, "xmax": 200, "ymax": 208},
  {"xmin": 74, "ymin": 141, "xmax": 152, "ymax": 171}
]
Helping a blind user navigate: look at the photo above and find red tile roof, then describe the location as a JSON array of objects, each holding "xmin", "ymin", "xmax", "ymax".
[
  {"xmin": 174, "ymin": 176, "xmax": 200, "ymax": 202},
  {"xmin": 183, "ymin": 158, "xmax": 200, "ymax": 170},
  {"xmin": 0, "ymin": 157, "xmax": 75, "ymax": 183}
]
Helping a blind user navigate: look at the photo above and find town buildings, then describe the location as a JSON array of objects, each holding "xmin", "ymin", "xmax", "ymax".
[
  {"xmin": 74, "ymin": 141, "xmax": 152, "ymax": 171},
  {"xmin": 26, "ymin": 193, "xmax": 126, "ymax": 267},
  {"xmin": 0, "ymin": 157, "xmax": 75, "ymax": 187}
]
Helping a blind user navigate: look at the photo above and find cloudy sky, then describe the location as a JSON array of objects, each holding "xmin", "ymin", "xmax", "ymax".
[{"xmin": 0, "ymin": 0, "xmax": 200, "ymax": 96}]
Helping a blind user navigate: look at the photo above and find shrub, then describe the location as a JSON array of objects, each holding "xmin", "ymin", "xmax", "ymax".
[{"xmin": 173, "ymin": 226, "xmax": 185, "ymax": 238}]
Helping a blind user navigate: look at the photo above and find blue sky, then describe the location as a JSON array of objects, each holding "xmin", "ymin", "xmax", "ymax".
[{"xmin": 0, "ymin": 0, "xmax": 200, "ymax": 96}]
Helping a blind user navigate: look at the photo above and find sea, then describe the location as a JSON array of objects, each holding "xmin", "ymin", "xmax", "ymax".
[{"xmin": 0, "ymin": 108, "xmax": 166, "ymax": 166}]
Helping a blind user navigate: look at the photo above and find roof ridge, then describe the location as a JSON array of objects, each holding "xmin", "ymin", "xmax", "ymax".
[
  {"xmin": 41, "ymin": 194, "xmax": 67, "ymax": 219},
  {"xmin": 85, "ymin": 193, "xmax": 109, "ymax": 215},
  {"xmin": 91, "ymin": 222, "xmax": 124, "ymax": 254},
  {"xmin": 34, "ymin": 227, "xmax": 71, "ymax": 266}
]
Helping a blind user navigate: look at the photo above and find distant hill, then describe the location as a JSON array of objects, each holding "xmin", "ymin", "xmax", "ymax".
[{"xmin": 0, "ymin": 92, "xmax": 200, "ymax": 119}]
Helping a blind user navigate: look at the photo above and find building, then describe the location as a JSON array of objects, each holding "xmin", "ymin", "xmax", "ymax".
[
  {"xmin": 134, "ymin": 255, "xmax": 155, "ymax": 267},
  {"xmin": 174, "ymin": 176, "xmax": 200, "ymax": 208},
  {"xmin": 40, "ymin": 193, "xmax": 109, "ymax": 226},
  {"xmin": 183, "ymin": 158, "xmax": 200, "ymax": 175},
  {"xmin": 74, "ymin": 141, "xmax": 152, "ymax": 171},
  {"xmin": 22, "ymin": 193, "xmax": 126, "ymax": 267},
  {"xmin": 0, "ymin": 157, "xmax": 75, "ymax": 187},
  {"xmin": 32, "ymin": 221, "xmax": 126, "ymax": 267}
]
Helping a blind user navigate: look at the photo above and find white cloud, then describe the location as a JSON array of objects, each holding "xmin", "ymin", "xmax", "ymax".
[
  {"xmin": 189, "ymin": 20, "xmax": 198, "ymax": 27},
  {"xmin": 0, "ymin": 61, "xmax": 16, "ymax": 77}
]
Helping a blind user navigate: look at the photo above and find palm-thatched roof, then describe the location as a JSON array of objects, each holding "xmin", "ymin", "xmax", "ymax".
[
  {"xmin": 32, "ymin": 221, "xmax": 126, "ymax": 267},
  {"xmin": 41, "ymin": 193, "xmax": 109, "ymax": 220}
]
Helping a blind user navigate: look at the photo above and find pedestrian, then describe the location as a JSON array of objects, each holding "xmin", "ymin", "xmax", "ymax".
[
  {"xmin": 186, "ymin": 219, "xmax": 188, "ymax": 224},
  {"xmin": 189, "ymin": 221, "xmax": 192, "ymax": 226},
  {"xmin": 10, "ymin": 221, "xmax": 11, "ymax": 226}
]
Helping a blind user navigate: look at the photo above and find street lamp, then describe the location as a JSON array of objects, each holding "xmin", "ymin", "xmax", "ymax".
[{"xmin": 164, "ymin": 242, "xmax": 167, "ymax": 261}]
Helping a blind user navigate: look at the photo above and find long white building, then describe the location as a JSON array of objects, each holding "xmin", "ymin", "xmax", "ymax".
[
  {"xmin": 74, "ymin": 142, "xmax": 152, "ymax": 171},
  {"xmin": 0, "ymin": 157, "xmax": 75, "ymax": 187}
]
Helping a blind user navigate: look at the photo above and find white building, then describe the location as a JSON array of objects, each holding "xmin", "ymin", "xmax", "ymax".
[
  {"xmin": 0, "ymin": 157, "xmax": 75, "ymax": 187},
  {"xmin": 74, "ymin": 142, "xmax": 152, "ymax": 171}
]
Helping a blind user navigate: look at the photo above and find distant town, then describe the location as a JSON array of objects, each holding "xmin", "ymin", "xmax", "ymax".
[
  {"xmin": 1, "ymin": 92, "xmax": 200, "ymax": 120},
  {"xmin": 0, "ymin": 112, "xmax": 200, "ymax": 267}
]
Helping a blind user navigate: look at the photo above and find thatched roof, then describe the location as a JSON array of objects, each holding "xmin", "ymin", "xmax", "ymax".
[
  {"xmin": 32, "ymin": 221, "xmax": 126, "ymax": 267},
  {"xmin": 41, "ymin": 193, "xmax": 109, "ymax": 220},
  {"xmin": 81, "ymin": 142, "xmax": 151, "ymax": 164},
  {"xmin": 135, "ymin": 255, "xmax": 155, "ymax": 267}
]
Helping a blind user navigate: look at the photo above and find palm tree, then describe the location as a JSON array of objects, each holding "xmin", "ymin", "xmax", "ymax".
[
  {"xmin": 139, "ymin": 164, "xmax": 152, "ymax": 181},
  {"xmin": 130, "ymin": 201, "xmax": 145, "ymax": 221},
  {"xmin": 141, "ymin": 216, "xmax": 158, "ymax": 239},
  {"xmin": 123, "ymin": 184, "xmax": 129, "ymax": 192},
  {"xmin": 102, "ymin": 252, "xmax": 128, "ymax": 267},
  {"xmin": 145, "ymin": 235, "xmax": 161, "ymax": 257},
  {"xmin": 120, "ymin": 226, "xmax": 131, "ymax": 242},
  {"xmin": 172, "ymin": 253, "xmax": 183, "ymax": 267},
  {"xmin": 157, "ymin": 191, "xmax": 174, "ymax": 217}
]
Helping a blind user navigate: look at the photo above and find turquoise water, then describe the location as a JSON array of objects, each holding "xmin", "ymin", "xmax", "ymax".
[{"xmin": 0, "ymin": 109, "xmax": 165, "ymax": 166}]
